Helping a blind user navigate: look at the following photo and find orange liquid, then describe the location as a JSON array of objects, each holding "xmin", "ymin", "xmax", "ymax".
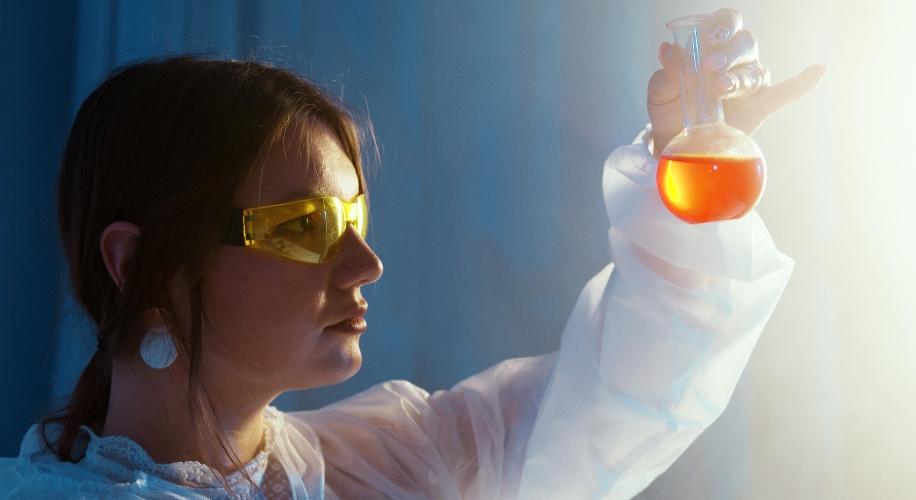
[{"xmin": 656, "ymin": 154, "xmax": 765, "ymax": 224}]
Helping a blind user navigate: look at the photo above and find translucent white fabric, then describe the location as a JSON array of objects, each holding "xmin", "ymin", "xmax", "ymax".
[
  {"xmin": 0, "ymin": 407, "xmax": 287, "ymax": 499},
  {"xmin": 0, "ymin": 129, "xmax": 792, "ymax": 499}
]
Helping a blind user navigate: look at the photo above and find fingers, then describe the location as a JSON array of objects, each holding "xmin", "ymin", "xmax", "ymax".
[
  {"xmin": 648, "ymin": 67, "xmax": 679, "ymax": 106},
  {"xmin": 720, "ymin": 63, "xmax": 770, "ymax": 99},
  {"xmin": 701, "ymin": 26, "xmax": 764, "ymax": 101},
  {"xmin": 703, "ymin": 29, "xmax": 758, "ymax": 73},
  {"xmin": 647, "ymin": 65, "xmax": 686, "ymax": 156},
  {"xmin": 658, "ymin": 42, "xmax": 680, "ymax": 88},
  {"xmin": 709, "ymin": 8, "xmax": 742, "ymax": 41},
  {"xmin": 745, "ymin": 64, "xmax": 828, "ymax": 117}
]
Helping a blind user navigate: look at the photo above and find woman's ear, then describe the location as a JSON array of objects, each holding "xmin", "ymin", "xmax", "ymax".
[{"xmin": 100, "ymin": 221, "xmax": 141, "ymax": 291}]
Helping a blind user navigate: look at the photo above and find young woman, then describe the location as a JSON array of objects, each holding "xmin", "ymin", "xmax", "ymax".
[{"xmin": 0, "ymin": 9, "xmax": 825, "ymax": 500}]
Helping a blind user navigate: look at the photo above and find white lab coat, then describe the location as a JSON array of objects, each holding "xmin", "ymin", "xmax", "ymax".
[{"xmin": 0, "ymin": 130, "xmax": 792, "ymax": 499}]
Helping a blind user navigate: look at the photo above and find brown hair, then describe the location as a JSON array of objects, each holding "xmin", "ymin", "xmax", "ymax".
[{"xmin": 41, "ymin": 55, "xmax": 371, "ymax": 486}]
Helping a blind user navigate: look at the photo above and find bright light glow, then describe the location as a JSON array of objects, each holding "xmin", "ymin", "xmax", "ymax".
[{"xmin": 647, "ymin": 1, "xmax": 916, "ymax": 497}]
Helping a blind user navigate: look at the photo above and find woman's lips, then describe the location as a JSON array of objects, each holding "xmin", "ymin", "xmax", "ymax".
[{"xmin": 325, "ymin": 316, "xmax": 367, "ymax": 334}]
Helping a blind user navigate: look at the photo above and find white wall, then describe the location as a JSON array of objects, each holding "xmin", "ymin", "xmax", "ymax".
[{"xmin": 641, "ymin": 1, "xmax": 915, "ymax": 498}]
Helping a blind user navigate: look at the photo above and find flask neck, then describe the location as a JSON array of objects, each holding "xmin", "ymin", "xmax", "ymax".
[
  {"xmin": 669, "ymin": 19, "xmax": 725, "ymax": 128},
  {"xmin": 684, "ymin": 90, "xmax": 724, "ymax": 128}
]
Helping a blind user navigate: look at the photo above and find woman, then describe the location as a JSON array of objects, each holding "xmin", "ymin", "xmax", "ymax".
[{"xmin": 0, "ymin": 9, "xmax": 825, "ymax": 500}]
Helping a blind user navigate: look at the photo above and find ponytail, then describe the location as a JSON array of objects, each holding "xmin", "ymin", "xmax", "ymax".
[{"xmin": 40, "ymin": 349, "xmax": 111, "ymax": 461}]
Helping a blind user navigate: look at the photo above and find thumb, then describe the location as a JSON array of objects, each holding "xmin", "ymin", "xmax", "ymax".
[
  {"xmin": 748, "ymin": 64, "xmax": 828, "ymax": 118},
  {"xmin": 648, "ymin": 43, "xmax": 680, "ymax": 106}
]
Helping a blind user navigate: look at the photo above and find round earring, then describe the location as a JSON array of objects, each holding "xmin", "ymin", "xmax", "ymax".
[{"xmin": 140, "ymin": 309, "xmax": 177, "ymax": 369}]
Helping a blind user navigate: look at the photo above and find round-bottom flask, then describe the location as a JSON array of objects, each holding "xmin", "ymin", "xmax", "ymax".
[
  {"xmin": 657, "ymin": 15, "xmax": 766, "ymax": 224},
  {"xmin": 657, "ymin": 123, "xmax": 765, "ymax": 224}
]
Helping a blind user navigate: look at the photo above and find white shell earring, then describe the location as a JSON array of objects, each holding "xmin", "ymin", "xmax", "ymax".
[{"xmin": 140, "ymin": 309, "xmax": 177, "ymax": 369}]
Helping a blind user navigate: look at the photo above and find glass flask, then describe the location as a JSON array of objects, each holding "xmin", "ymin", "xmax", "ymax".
[{"xmin": 657, "ymin": 14, "xmax": 765, "ymax": 224}]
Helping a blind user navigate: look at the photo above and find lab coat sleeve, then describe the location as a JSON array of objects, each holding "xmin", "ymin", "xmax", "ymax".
[
  {"xmin": 292, "ymin": 129, "xmax": 792, "ymax": 500},
  {"xmin": 515, "ymin": 130, "xmax": 794, "ymax": 499}
]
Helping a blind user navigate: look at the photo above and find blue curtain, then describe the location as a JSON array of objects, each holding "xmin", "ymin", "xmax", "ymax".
[
  {"xmin": 2, "ymin": 0, "xmax": 651, "ymax": 451},
  {"xmin": 0, "ymin": 0, "xmax": 78, "ymax": 459}
]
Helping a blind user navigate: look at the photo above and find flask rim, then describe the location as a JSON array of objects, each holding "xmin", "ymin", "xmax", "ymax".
[{"xmin": 665, "ymin": 14, "xmax": 714, "ymax": 30}]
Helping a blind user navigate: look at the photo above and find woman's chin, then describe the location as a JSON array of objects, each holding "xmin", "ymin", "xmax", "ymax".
[
  {"xmin": 333, "ymin": 347, "xmax": 362, "ymax": 382},
  {"xmin": 302, "ymin": 341, "xmax": 362, "ymax": 388}
]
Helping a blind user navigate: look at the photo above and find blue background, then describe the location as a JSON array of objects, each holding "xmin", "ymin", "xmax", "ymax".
[{"xmin": 1, "ymin": 0, "xmax": 651, "ymax": 455}]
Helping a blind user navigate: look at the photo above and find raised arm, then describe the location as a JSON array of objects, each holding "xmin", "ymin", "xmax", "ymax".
[
  {"xmin": 515, "ymin": 129, "xmax": 793, "ymax": 499},
  {"xmin": 291, "ymin": 10, "xmax": 825, "ymax": 499},
  {"xmin": 517, "ymin": 8, "xmax": 825, "ymax": 497},
  {"xmin": 289, "ymin": 127, "xmax": 795, "ymax": 499}
]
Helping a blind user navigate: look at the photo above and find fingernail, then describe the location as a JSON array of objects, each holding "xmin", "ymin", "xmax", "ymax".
[
  {"xmin": 708, "ymin": 24, "xmax": 730, "ymax": 46},
  {"xmin": 718, "ymin": 73, "xmax": 736, "ymax": 91},
  {"xmin": 705, "ymin": 52, "xmax": 728, "ymax": 72}
]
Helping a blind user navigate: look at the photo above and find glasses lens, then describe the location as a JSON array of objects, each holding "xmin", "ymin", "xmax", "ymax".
[
  {"xmin": 245, "ymin": 195, "xmax": 366, "ymax": 264},
  {"xmin": 247, "ymin": 198, "xmax": 340, "ymax": 263},
  {"xmin": 349, "ymin": 195, "xmax": 368, "ymax": 239}
]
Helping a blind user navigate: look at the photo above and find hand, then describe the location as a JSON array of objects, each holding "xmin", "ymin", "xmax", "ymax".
[{"xmin": 647, "ymin": 8, "xmax": 827, "ymax": 158}]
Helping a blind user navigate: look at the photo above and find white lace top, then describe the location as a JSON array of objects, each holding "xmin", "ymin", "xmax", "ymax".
[
  {"xmin": 80, "ymin": 427, "xmax": 269, "ymax": 492},
  {"xmin": 15, "ymin": 407, "xmax": 288, "ymax": 500},
  {"xmin": 82, "ymin": 415, "xmax": 276, "ymax": 498},
  {"xmin": 0, "ymin": 130, "xmax": 793, "ymax": 499}
]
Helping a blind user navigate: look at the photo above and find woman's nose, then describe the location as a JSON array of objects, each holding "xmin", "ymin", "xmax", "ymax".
[{"xmin": 331, "ymin": 224, "xmax": 383, "ymax": 289}]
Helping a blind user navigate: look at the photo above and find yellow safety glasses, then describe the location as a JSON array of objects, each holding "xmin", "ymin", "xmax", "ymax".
[{"xmin": 223, "ymin": 194, "xmax": 368, "ymax": 264}]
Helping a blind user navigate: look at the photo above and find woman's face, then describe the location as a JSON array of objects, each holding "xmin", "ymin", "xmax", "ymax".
[{"xmin": 200, "ymin": 122, "xmax": 383, "ymax": 397}]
